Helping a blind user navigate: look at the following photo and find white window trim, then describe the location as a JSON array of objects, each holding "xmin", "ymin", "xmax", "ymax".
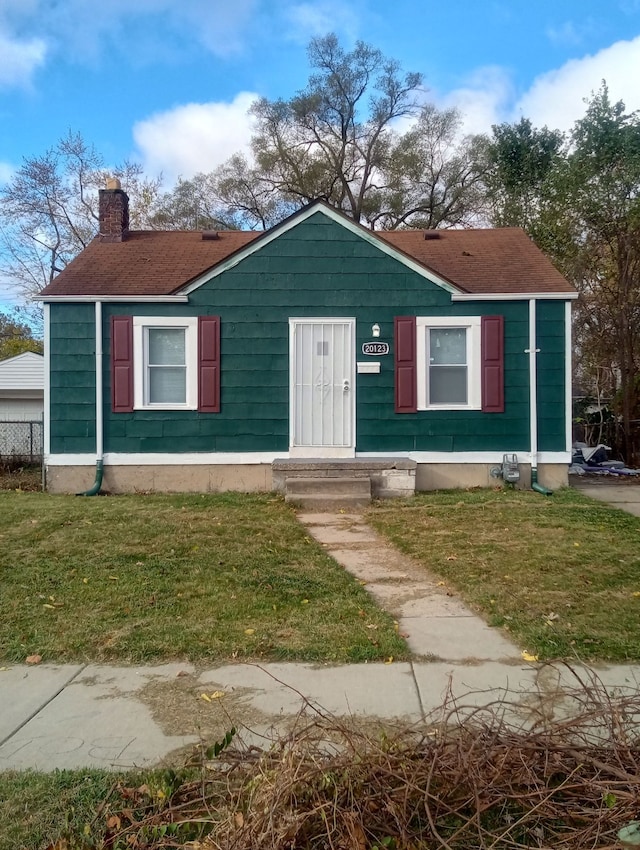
[
  {"xmin": 416, "ymin": 316, "xmax": 481, "ymax": 411},
  {"xmin": 133, "ymin": 316, "xmax": 198, "ymax": 410}
]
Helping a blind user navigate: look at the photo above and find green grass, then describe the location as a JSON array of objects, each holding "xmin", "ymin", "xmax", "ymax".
[
  {"xmin": 367, "ymin": 487, "xmax": 640, "ymax": 662},
  {"xmin": 0, "ymin": 492, "xmax": 407, "ymax": 664},
  {"xmin": 0, "ymin": 768, "xmax": 135, "ymax": 850}
]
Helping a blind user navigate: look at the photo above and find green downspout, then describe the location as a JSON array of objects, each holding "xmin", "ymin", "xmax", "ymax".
[
  {"xmin": 77, "ymin": 458, "xmax": 104, "ymax": 496},
  {"xmin": 531, "ymin": 467, "xmax": 552, "ymax": 497},
  {"xmin": 77, "ymin": 300, "xmax": 104, "ymax": 496}
]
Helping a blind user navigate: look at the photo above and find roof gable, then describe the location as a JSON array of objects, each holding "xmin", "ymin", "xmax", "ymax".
[{"xmin": 181, "ymin": 203, "xmax": 461, "ymax": 296}]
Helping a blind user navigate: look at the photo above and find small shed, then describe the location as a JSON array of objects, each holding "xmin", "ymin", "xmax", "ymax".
[{"xmin": 0, "ymin": 352, "xmax": 44, "ymax": 420}]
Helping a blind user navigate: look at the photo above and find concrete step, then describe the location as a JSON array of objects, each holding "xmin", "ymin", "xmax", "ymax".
[
  {"xmin": 285, "ymin": 476, "xmax": 371, "ymax": 497},
  {"xmin": 285, "ymin": 492, "xmax": 372, "ymax": 511}
]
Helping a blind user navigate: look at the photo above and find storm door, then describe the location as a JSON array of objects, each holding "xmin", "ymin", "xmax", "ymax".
[{"xmin": 289, "ymin": 318, "xmax": 355, "ymax": 457}]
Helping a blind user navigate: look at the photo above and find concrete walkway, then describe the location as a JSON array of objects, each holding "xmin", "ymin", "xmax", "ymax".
[{"xmin": 299, "ymin": 512, "xmax": 519, "ymax": 661}]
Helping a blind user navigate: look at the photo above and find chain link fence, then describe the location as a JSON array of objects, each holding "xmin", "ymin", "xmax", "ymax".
[{"xmin": 0, "ymin": 419, "xmax": 43, "ymax": 464}]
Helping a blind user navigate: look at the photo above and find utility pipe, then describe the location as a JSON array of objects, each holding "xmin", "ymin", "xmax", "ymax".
[
  {"xmin": 77, "ymin": 301, "xmax": 104, "ymax": 496},
  {"xmin": 527, "ymin": 299, "xmax": 552, "ymax": 496}
]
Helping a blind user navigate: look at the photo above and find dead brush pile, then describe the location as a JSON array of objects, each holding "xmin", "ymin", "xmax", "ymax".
[{"xmin": 99, "ymin": 666, "xmax": 640, "ymax": 849}]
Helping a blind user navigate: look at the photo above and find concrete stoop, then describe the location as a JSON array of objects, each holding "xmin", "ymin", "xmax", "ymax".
[
  {"xmin": 273, "ymin": 457, "xmax": 417, "ymax": 511},
  {"xmin": 285, "ymin": 476, "xmax": 372, "ymax": 511}
]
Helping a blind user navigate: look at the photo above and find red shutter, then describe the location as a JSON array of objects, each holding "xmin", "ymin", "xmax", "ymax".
[
  {"xmin": 111, "ymin": 315, "xmax": 133, "ymax": 412},
  {"xmin": 198, "ymin": 316, "xmax": 220, "ymax": 413},
  {"xmin": 481, "ymin": 315, "xmax": 504, "ymax": 413},
  {"xmin": 395, "ymin": 316, "xmax": 417, "ymax": 413}
]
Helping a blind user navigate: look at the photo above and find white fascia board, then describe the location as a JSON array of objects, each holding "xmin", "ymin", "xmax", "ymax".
[
  {"xmin": 451, "ymin": 292, "xmax": 578, "ymax": 301},
  {"xmin": 35, "ymin": 295, "xmax": 189, "ymax": 303},
  {"xmin": 47, "ymin": 450, "xmax": 571, "ymax": 466},
  {"xmin": 180, "ymin": 203, "xmax": 462, "ymax": 296}
]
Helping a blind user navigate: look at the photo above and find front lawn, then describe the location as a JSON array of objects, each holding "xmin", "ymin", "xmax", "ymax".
[
  {"xmin": 0, "ymin": 492, "xmax": 407, "ymax": 664},
  {"xmin": 367, "ymin": 487, "xmax": 640, "ymax": 662}
]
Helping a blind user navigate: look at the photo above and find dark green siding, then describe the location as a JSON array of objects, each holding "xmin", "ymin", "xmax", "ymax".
[
  {"xmin": 536, "ymin": 300, "xmax": 567, "ymax": 452},
  {"xmin": 49, "ymin": 212, "xmax": 570, "ymax": 456},
  {"xmin": 49, "ymin": 303, "xmax": 96, "ymax": 453}
]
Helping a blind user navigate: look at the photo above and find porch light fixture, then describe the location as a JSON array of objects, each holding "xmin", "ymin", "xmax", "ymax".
[{"xmin": 371, "ymin": 323, "xmax": 381, "ymax": 338}]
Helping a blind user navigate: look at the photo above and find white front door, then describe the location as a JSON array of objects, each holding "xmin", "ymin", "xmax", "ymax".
[{"xmin": 289, "ymin": 318, "xmax": 355, "ymax": 457}]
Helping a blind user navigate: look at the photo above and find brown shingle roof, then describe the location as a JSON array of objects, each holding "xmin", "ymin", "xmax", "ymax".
[
  {"xmin": 379, "ymin": 228, "xmax": 572, "ymax": 294},
  {"xmin": 40, "ymin": 212, "xmax": 574, "ymax": 298}
]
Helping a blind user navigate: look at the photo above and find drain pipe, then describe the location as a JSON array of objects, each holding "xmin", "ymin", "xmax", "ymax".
[
  {"xmin": 527, "ymin": 298, "xmax": 552, "ymax": 496},
  {"xmin": 77, "ymin": 300, "xmax": 104, "ymax": 496}
]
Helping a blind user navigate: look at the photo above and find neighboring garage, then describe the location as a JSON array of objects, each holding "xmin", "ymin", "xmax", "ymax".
[{"xmin": 0, "ymin": 352, "xmax": 44, "ymax": 460}]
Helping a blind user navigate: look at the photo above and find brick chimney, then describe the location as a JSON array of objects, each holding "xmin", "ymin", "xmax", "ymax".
[{"xmin": 99, "ymin": 177, "xmax": 129, "ymax": 242}]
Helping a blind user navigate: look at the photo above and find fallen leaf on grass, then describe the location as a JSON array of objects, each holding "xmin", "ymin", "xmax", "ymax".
[
  {"xmin": 82, "ymin": 578, "xmax": 89, "ymax": 584},
  {"xmin": 200, "ymin": 693, "xmax": 212, "ymax": 703},
  {"xmin": 446, "ymin": 555, "xmax": 457, "ymax": 561},
  {"xmin": 210, "ymin": 690, "xmax": 226, "ymax": 699},
  {"xmin": 301, "ymin": 599, "xmax": 309, "ymax": 604},
  {"xmin": 108, "ymin": 575, "xmax": 118, "ymax": 581},
  {"xmin": 244, "ymin": 628, "xmax": 255, "ymax": 635},
  {"xmin": 106, "ymin": 815, "xmax": 121, "ymax": 830},
  {"xmin": 384, "ymin": 656, "xmax": 394, "ymax": 665},
  {"xmin": 633, "ymin": 592, "xmax": 640, "ymax": 598},
  {"xmin": 521, "ymin": 651, "xmax": 539, "ymax": 663},
  {"xmin": 234, "ymin": 812, "xmax": 245, "ymax": 829},
  {"xmin": 437, "ymin": 581, "xmax": 446, "ymax": 587},
  {"xmin": 26, "ymin": 654, "xmax": 42, "ymax": 665}
]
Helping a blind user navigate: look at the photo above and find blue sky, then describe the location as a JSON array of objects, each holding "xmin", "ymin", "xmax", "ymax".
[{"xmin": 1, "ymin": 0, "xmax": 640, "ymax": 306}]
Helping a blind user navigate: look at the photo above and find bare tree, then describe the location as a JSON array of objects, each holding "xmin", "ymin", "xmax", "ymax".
[{"xmin": 0, "ymin": 131, "xmax": 161, "ymax": 296}]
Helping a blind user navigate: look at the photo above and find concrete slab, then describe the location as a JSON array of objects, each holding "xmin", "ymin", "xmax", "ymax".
[
  {"xmin": 402, "ymin": 616, "xmax": 520, "ymax": 661},
  {"xmin": 199, "ymin": 662, "xmax": 423, "ymax": 720},
  {"xmin": 0, "ymin": 664, "xmax": 197, "ymax": 771},
  {"xmin": 0, "ymin": 664, "xmax": 84, "ymax": 745},
  {"xmin": 306, "ymin": 523, "xmax": 378, "ymax": 546},
  {"xmin": 329, "ymin": 547, "xmax": 413, "ymax": 581},
  {"xmin": 573, "ymin": 484, "xmax": 640, "ymax": 517}
]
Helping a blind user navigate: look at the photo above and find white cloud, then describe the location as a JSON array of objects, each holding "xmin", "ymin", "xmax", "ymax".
[
  {"xmin": 515, "ymin": 35, "xmax": 640, "ymax": 131},
  {"xmin": 0, "ymin": 0, "xmax": 258, "ymax": 65},
  {"xmin": 441, "ymin": 66, "xmax": 514, "ymax": 136},
  {"xmin": 284, "ymin": 1, "xmax": 361, "ymax": 43},
  {"xmin": 133, "ymin": 93, "xmax": 259, "ymax": 183},
  {"xmin": 441, "ymin": 35, "xmax": 640, "ymax": 138},
  {"xmin": 0, "ymin": 29, "xmax": 46, "ymax": 88}
]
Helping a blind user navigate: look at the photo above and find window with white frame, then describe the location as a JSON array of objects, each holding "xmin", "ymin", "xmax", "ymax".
[
  {"xmin": 416, "ymin": 316, "xmax": 481, "ymax": 410},
  {"xmin": 133, "ymin": 317, "xmax": 198, "ymax": 410}
]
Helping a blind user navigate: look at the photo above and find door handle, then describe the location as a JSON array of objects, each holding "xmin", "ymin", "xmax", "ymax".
[{"xmin": 343, "ymin": 379, "xmax": 350, "ymax": 392}]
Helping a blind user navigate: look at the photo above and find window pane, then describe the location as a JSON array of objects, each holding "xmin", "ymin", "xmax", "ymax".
[
  {"xmin": 148, "ymin": 328, "xmax": 185, "ymax": 366},
  {"xmin": 149, "ymin": 366, "xmax": 186, "ymax": 404},
  {"xmin": 429, "ymin": 366, "xmax": 467, "ymax": 404},
  {"xmin": 429, "ymin": 328, "xmax": 466, "ymax": 365}
]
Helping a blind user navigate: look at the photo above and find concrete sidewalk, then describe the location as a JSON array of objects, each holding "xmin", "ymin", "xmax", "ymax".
[{"xmin": 2, "ymin": 660, "xmax": 640, "ymax": 771}]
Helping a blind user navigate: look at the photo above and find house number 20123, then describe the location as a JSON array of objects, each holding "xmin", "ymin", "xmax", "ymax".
[{"xmin": 362, "ymin": 342, "xmax": 390, "ymax": 355}]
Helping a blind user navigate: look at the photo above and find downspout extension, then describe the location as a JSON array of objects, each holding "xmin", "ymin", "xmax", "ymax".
[
  {"xmin": 76, "ymin": 459, "xmax": 104, "ymax": 497},
  {"xmin": 531, "ymin": 467, "xmax": 553, "ymax": 496}
]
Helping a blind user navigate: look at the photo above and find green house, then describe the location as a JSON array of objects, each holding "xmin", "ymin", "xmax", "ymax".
[{"xmin": 39, "ymin": 185, "xmax": 576, "ymax": 496}]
